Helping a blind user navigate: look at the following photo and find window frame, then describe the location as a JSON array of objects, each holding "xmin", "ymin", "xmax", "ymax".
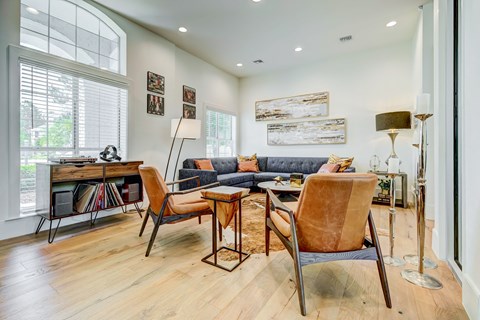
[
  {"xmin": 20, "ymin": 0, "xmax": 127, "ymax": 75},
  {"xmin": 204, "ymin": 106, "xmax": 237, "ymax": 158},
  {"xmin": 7, "ymin": 45, "xmax": 132, "ymax": 220}
]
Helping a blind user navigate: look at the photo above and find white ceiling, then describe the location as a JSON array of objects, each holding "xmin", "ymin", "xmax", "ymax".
[{"xmin": 93, "ymin": 0, "xmax": 427, "ymax": 78}]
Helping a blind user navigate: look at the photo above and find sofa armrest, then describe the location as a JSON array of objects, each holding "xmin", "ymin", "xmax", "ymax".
[
  {"xmin": 343, "ymin": 167, "xmax": 356, "ymax": 173},
  {"xmin": 178, "ymin": 169, "xmax": 218, "ymax": 190}
]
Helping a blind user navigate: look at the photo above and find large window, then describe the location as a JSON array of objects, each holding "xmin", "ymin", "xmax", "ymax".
[
  {"xmin": 20, "ymin": 0, "xmax": 123, "ymax": 74},
  {"xmin": 205, "ymin": 109, "xmax": 236, "ymax": 158}
]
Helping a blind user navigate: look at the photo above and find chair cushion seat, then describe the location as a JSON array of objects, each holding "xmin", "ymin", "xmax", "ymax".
[
  {"xmin": 171, "ymin": 190, "xmax": 211, "ymax": 215},
  {"xmin": 270, "ymin": 202, "xmax": 298, "ymax": 238}
]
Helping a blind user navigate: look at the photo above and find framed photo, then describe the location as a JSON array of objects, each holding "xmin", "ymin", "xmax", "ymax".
[
  {"xmin": 147, "ymin": 71, "xmax": 165, "ymax": 95},
  {"xmin": 147, "ymin": 94, "xmax": 164, "ymax": 116},
  {"xmin": 255, "ymin": 91, "xmax": 329, "ymax": 121},
  {"xmin": 183, "ymin": 104, "xmax": 196, "ymax": 119},
  {"xmin": 183, "ymin": 85, "xmax": 196, "ymax": 104}
]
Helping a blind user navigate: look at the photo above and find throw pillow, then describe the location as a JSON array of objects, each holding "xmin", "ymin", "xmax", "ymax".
[
  {"xmin": 317, "ymin": 163, "xmax": 340, "ymax": 173},
  {"xmin": 237, "ymin": 153, "xmax": 257, "ymax": 162},
  {"xmin": 238, "ymin": 160, "xmax": 259, "ymax": 173},
  {"xmin": 327, "ymin": 154, "xmax": 354, "ymax": 172},
  {"xmin": 194, "ymin": 159, "xmax": 214, "ymax": 170}
]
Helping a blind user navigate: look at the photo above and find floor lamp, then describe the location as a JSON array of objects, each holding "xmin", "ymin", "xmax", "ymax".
[
  {"xmin": 375, "ymin": 111, "xmax": 411, "ymax": 266},
  {"xmin": 165, "ymin": 117, "xmax": 201, "ymax": 184}
]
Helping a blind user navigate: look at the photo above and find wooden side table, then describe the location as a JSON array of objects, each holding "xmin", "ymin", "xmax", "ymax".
[
  {"xmin": 369, "ymin": 171, "xmax": 408, "ymax": 208},
  {"xmin": 201, "ymin": 186, "xmax": 250, "ymax": 272}
]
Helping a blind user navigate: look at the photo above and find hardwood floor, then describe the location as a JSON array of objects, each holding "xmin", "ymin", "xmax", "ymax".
[{"xmin": 0, "ymin": 203, "xmax": 468, "ymax": 320}]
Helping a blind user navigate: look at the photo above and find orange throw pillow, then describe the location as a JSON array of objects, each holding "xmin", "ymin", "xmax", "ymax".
[
  {"xmin": 238, "ymin": 160, "xmax": 259, "ymax": 173},
  {"xmin": 194, "ymin": 159, "xmax": 214, "ymax": 170},
  {"xmin": 317, "ymin": 163, "xmax": 340, "ymax": 173}
]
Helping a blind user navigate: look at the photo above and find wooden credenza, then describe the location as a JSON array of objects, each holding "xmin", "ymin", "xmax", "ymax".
[{"xmin": 35, "ymin": 161, "xmax": 144, "ymax": 243}]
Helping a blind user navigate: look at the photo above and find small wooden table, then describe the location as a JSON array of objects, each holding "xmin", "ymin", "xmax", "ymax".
[
  {"xmin": 201, "ymin": 186, "xmax": 250, "ymax": 272},
  {"xmin": 257, "ymin": 181, "xmax": 303, "ymax": 202}
]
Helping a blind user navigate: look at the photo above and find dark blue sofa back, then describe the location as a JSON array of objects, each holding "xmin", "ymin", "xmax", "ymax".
[
  {"xmin": 266, "ymin": 157, "xmax": 329, "ymax": 174},
  {"xmin": 182, "ymin": 157, "xmax": 237, "ymax": 174}
]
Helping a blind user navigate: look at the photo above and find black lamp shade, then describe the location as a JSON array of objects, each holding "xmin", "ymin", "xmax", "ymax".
[{"xmin": 376, "ymin": 111, "xmax": 411, "ymax": 131}]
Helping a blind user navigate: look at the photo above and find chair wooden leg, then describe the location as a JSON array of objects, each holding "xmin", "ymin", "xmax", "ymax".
[
  {"xmin": 265, "ymin": 219, "xmax": 271, "ymax": 256},
  {"xmin": 293, "ymin": 253, "xmax": 306, "ymax": 315},
  {"xmin": 145, "ymin": 217, "xmax": 162, "ymax": 257},
  {"xmin": 368, "ymin": 211, "xmax": 392, "ymax": 308},
  {"xmin": 198, "ymin": 216, "xmax": 202, "ymax": 224},
  {"xmin": 139, "ymin": 208, "xmax": 150, "ymax": 237}
]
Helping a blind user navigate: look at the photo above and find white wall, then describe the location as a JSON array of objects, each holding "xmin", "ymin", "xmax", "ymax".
[
  {"xmin": 0, "ymin": 0, "xmax": 239, "ymax": 240},
  {"xmin": 462, "ymin": 0, "xmax": 480, "ymax": 318},
  {"xmin": 239, "ymin": 42, "xmax": 415, "ymax": 194}
]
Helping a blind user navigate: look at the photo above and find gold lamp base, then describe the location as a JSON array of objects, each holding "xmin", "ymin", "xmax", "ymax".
[
  {"xmin": 401, "ymin": 269, "xmax": 443, "ymax": 289},
  {"xmin": 403, "ymin": 254, "xmax": 438, "ymax": 269}
]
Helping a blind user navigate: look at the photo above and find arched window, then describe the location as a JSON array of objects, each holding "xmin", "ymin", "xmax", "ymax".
[{"xmin": 20, "ymin": 0, "xmax": 126, "ymax": 74}]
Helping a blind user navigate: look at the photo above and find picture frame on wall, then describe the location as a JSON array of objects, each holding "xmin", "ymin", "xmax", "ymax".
[
  {"xmin": 147, "ymin": 94, "xmax": 164, "ymax": 116},
  {"xmin": 267, "ymin": 118, "xmax": 345, "ymax": 145},
  {"xmin": 183, "ymin": 85, "xmax": 196, "ymax": 104},
  {"xmin": 183, "ymin": 104, "xmax": 196, "ymax": 119},
  {"xmin": 147, "ymin": 71, "xmax": 165, "ymax": 95}
]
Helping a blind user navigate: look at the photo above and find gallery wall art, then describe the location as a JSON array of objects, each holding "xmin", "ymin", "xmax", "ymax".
[
  {"xmin": 183, "ymin": 85, "xmax": 196, "ymax": 104},
  {"xmin": 255, "ymin": 91, "xmax": 329, "ymax": 121},
  {"xmin": 267, "ymin": 118, "xmax": 345, "ymax": 145},
  {"xmin": 147, "ymin": 94, "xmax": 164, "ymax": 116},
  {"xmin": 183, "ymin": 104, "xmax": 196, "ymax": 119},
  {"xmin": 147, "ymin": 71, "xmax": 165, "ymax": 95}
]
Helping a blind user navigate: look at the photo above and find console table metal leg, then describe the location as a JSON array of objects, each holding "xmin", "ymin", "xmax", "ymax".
[
  {"xmin": 238, "ymin": 198, "xmax": 243, "ymax": 263},
  {"xmin": 91, "ymin": 211, "xmax": 99, "ymax": 226},
  {"xmin": 213, "ymin": 201, "xmax": 217, "ymax": 265},
  {"xmin": 47, "ymin": 219, "xmax": 61, "ymax": 244},
  {"xmin": 35, "ymin": 217, "xmax": 47, "ymax": 234},
  {"xmin": 134, "ymin": 202, "xmax": 143, "ymax": 218}
]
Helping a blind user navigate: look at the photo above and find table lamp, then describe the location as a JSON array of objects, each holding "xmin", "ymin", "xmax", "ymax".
[
  {"xmin": 165, "ymin": 117, "xmax": 201, "ymax": 181},
  {"xmin": 375, "ymin": 111, "xmax": 412, "ymax": 165}
]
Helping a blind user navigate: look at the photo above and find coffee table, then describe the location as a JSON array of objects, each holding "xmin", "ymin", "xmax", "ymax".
[{"xmin": 257, "ymin": 181, "xmax": 303, "ymax": 202}]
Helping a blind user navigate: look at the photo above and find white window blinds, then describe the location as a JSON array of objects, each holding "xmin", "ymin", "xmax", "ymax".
[
  {"xmin": 205, "ymin": 109, "xmax": 236, "ymax": 158},
  {"xmin": 19, "ymin": 59, "xmax": 127, "ymax": 214}
]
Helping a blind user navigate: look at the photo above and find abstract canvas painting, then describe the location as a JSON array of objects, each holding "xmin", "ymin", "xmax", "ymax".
[
  {"xmin": 267, "ymin": 118, "xmax": 345, "ymax": 145},
  {"xmin": 255, "ymin": 91, "xmax": 329, "ymax": 121}
]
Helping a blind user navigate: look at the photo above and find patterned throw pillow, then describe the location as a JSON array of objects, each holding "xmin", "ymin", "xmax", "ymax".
[
  {"xmin": 238, "ymin": 160, "xmax": 259, "ymax": 173},
  {"xmin": 327, "ymin": 154, "xmax": 354, "ymax": 172},
  {"xmin": 194, "ymin": 159, "xmax": 214, "ymax": 170},
  {"xmin": 317, "ymin": 163, "xmax": 340, "ymax": 173}
]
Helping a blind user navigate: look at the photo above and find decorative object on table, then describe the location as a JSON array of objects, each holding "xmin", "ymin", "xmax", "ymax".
[
  {"xmin": 378, "ymin": 178, "xmax": 391, "ymax": 196},
  {"xmin": 273, "ymin": 176, "xmax": 284, "ymax": 185},
  {"xmin": 165, "ymin": 118, "xmax": 202, "ymax": 182},
  {"xmin": 201, "ymin": 186, "xmax": 251, "ymax": 272},
  {"xmin": 289, "ymin": 173, "xmax": 303, "ymax": 188},
  {"xmin": 99, "ymin": 145, "xmax": 122, "ymax": 162},
  {"xmin": 371, "ymin": 172, "xmax": 408, "ymax": 208},
  {"xmin": 369, "ymin": 155, "xmax": 381, "ymax": 172},
  {"xmin": 182, "ymin": 104, "xmax": 196, "ymax": 119},
  {"xmin": 255, "ymin": 91, "xmax": 329, "ymax": 121},
  {"xmin": 327, "ymin": 154, "xmax": 354, "ymax": 172},
  {"xmin": 402, "ymin": 93, "xmax": 442, "ymax": 289},
  {"xmin": 267, "ymin": 118, "xmax": 345, "ymax": 145},
  {"xmin": 147, "ymin": 93, "xmax": 164, "ymax": 115},
  {"xmin": 183, "ymin": 85, "xmax": 196, "ymax": 104},
  {"xmin": 383, "ymin": 158, "xmax": 406, "ymax": 267},
  {"xmin": 147, "ymin": 71, "xmax": 165, "ymax": 95},
  {"xmin": 375, "ymin": 111, "xmax": 412, "ymax": 165}
]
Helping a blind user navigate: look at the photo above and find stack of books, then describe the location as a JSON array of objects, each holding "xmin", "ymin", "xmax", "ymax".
[{"xmin": 74, "ymin": 182, "xmax": 124, "ymax": 213}]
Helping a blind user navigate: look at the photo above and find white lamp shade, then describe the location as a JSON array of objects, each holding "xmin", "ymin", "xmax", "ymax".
[{"xmin": 171, "ymin": 118, "xmax": 201, "ymax": 139}]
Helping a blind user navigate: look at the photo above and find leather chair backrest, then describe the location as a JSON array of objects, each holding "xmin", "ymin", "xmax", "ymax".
[
  {"xmin": 139, "ymin": 165, "xmax": 173, "ymax": 216},
  {"xmin": 294, "ymin": 173, "xmax": 377, "ymax": 253}
]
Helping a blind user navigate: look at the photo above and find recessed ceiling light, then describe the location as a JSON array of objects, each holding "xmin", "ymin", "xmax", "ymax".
[
  {"xmin": 236, "ymin": 63, "xmax": 243, "ymax": 67},
  {"xmin": 294, "ymin": 47, "xmax": 303, "ymax": 52},
  {"xmin": 178, "ymin": 27, "xmax": 188, "ymax": 33},
  {"xmin": 386, "ymin": 21, "xmax": 397, "ymax": 27},
  {"xmin": 26, "ymin": 6, "xmax": 39, "ymax": 14}
]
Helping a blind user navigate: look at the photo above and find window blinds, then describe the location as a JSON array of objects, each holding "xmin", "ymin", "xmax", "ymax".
[
  {"xmin": 205, "ymin": 109, "xmax": 235, "ymax": 158},
  {"xmin": 19, "ymin": 59, "xmax": 127, "ymax": 214}
]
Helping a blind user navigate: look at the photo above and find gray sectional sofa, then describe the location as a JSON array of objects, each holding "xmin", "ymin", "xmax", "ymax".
[{"xmin": 178, "ymin": 156, "xmax": 354, "ymax": 190}]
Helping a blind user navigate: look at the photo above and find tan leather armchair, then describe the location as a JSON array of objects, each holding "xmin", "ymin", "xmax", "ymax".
[
  {"xmin": 138, "ymin": 165, "xmax": 219, "ymax": 257},
  {"xmin": 265, "ymin": 173, "xmax": 392, "ymax": 316}
]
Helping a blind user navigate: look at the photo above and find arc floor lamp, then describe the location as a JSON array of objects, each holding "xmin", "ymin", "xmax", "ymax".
[{"xmin": 165, "ymin": 117, "xmax": 201, "ymax": 182}]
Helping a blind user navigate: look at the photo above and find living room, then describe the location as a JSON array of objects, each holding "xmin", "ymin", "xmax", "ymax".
[{"xmin": 1, "ymin": 0, "xmax": 480, "ymax": 319}]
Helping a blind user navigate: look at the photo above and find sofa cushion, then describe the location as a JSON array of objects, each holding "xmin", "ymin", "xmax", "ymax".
[
  {"xmin": 217, "ymin": 172, "xmax": 255, "ymax": 186},
  {"xmin": 266, "ymin": 157, "xmax": 329, "ymax": 174},
  {"xmin": 257, "ymin": 157, "xmax": 268, "ymax": 172},
  {"xmin": 328, "ymin": 154, "xmax": 354, "ymax": 172},
  {"xmin": 211, "ymin": 157, "xmax": 238, "ymax": 174},
  {"xmin": 238, "ymin": 160, "xmax": 259, "ymax": 172},
  {"xmin": 194, "ymin": 159, "xmax": 214, "ymax": 170},
  {"xmin": 254, "ymin": 172, "xmax": 292, "ymax": 183}
]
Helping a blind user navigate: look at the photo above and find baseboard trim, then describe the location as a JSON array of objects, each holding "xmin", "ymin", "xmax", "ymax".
[
  {"xmin": 463, "ymin": 273, "xmax": 480, "ymax": 320},
  {"xmin": 432, "ymin": 227, "xmax": 440, "ymax": 259}
]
